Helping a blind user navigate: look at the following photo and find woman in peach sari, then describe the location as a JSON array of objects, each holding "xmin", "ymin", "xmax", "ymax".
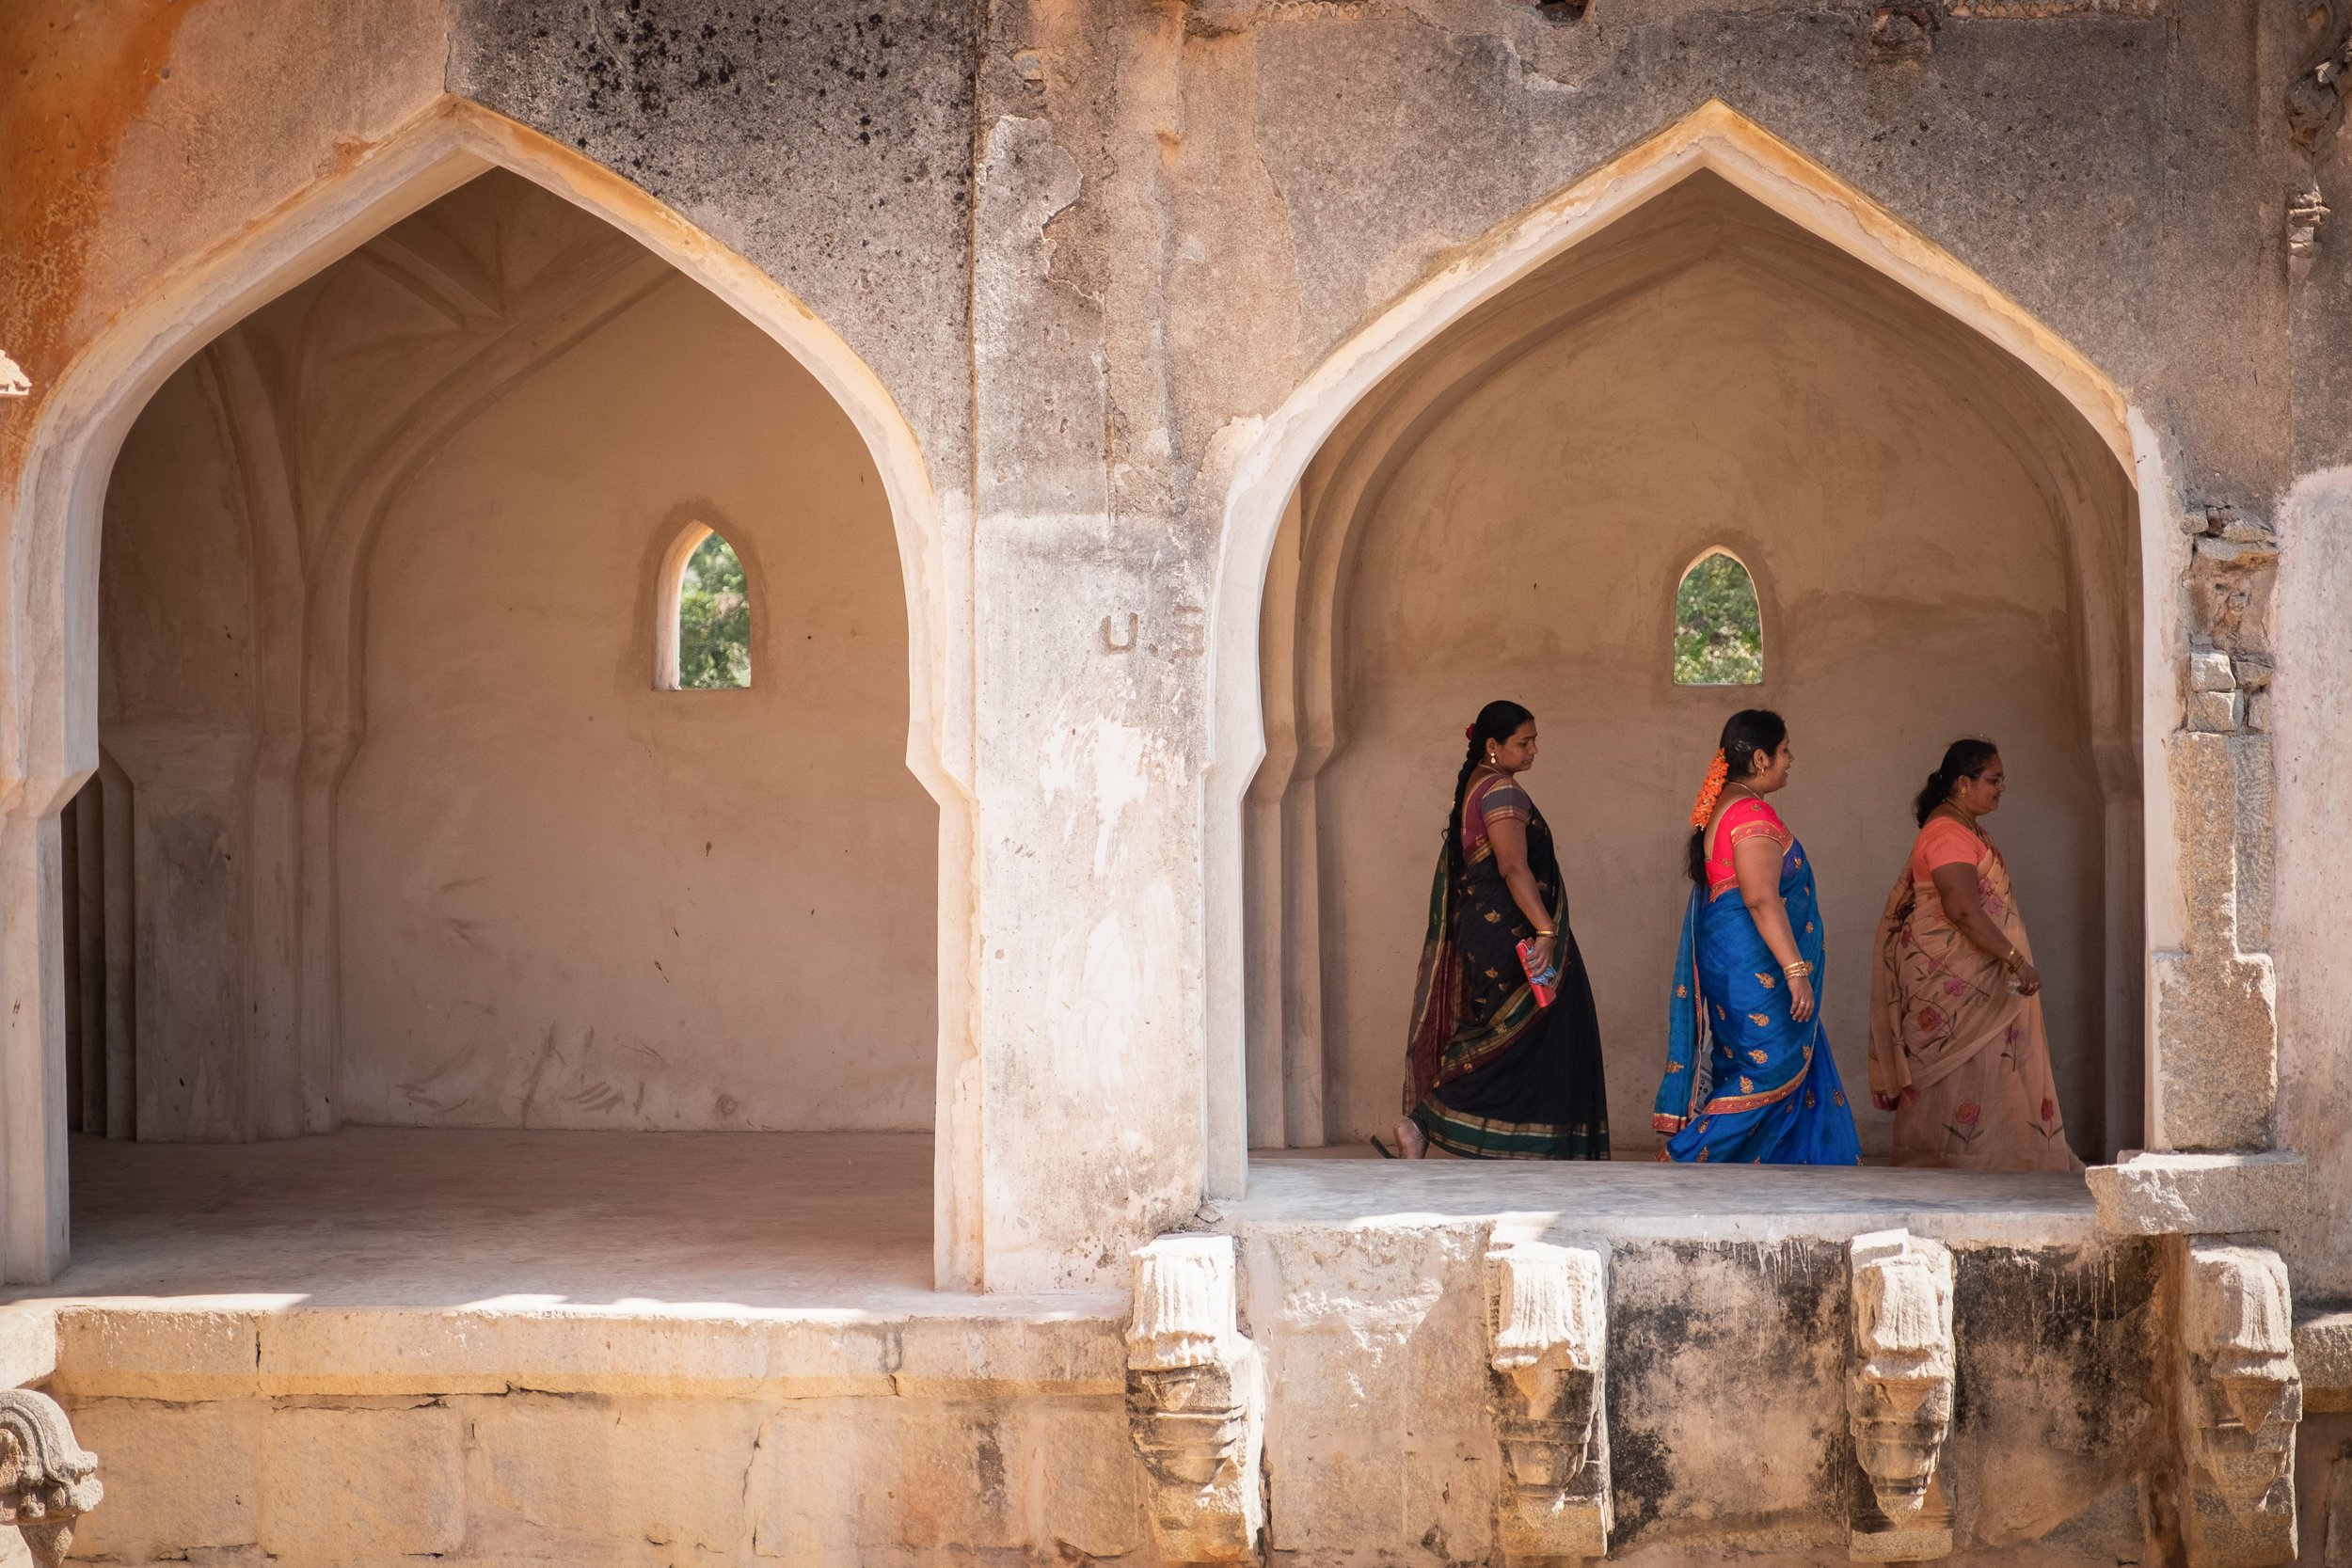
[{"xmin": 1867, "ymin": 739, "xmax": 2079, "ymax": 1171}]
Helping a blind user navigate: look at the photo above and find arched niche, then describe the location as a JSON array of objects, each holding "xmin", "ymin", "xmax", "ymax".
[
  {"xmin": 1209, "ymin": 103, "xmax": 2158, "ymax": 1188},
  {"xmin": 2, "ymin": 103, "xmax": 979, "ymax": 1289}
]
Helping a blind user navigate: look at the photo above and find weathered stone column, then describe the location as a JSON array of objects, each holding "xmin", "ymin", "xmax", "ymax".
[
  {"xmin": 1486, "ymin": 1238, "xmax": 1611, "ymax": 1563},
  {"xmin": 2177, "ymin": 1240, "xmax": 2301, "ymax": 1567},
  {"xmin": 0, "ymin": 810, "xmax": 70, "ymax": 1287},
  {"xmin": 1125, "ymin": 1235, "xmax": 1264, "ymax": 1563},
  {"xmin": 0, "ymin": 1387, "xmax": 101, "ymax": 1568},
  {"xmin": 968, "ymin": 89, "xmax": 1216, "ymax": 1291},
  {"xmin": 1846, "ymin": 1228, "xmax": 1955, "ymax": 1562},
  {"xmin": 2150, "ymin": 502, "xmax": 2281, "ymax": 1156}
]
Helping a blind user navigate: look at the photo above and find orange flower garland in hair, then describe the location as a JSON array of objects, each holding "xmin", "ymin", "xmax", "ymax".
[{"xmin": 1689, "ymin": 749, "xmax": 1730, "ymax": 829}]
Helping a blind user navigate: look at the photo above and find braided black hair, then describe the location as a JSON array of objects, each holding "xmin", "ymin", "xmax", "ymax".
[{"xmin": 1446, "ymin": 701, "xmax": 1535, "ymax": 883}]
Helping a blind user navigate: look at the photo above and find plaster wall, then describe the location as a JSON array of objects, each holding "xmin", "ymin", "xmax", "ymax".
[
  {"xmin": 1309, "ymin": 254, "xmax": 2125, "ymax": 1157},
  {"xmin": 96, "ymin": 181, "xmax": 934, "ymax": 1135},
  {"xmin": 339, "ymin": 277, "xmax": 932, "ymax": 1131}
]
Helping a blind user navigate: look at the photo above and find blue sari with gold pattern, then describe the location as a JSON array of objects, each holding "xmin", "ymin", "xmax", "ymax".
[{"xmin": 1651, "ymin": 804, "xmax": 1861, "ymax": 1164}]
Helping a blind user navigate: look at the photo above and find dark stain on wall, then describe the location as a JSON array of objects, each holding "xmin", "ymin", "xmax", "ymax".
[
  {"xmin": 1605, "ymin": 1238, "xmax": 1850, "ymax": 1550},
  {"xmin": 1605, "ymin": 1235, "xmax": 2158, "ymax": 1555},
  {"xmin": 448, "ymin": 0, "xmax": 979, "ymax": 472}
]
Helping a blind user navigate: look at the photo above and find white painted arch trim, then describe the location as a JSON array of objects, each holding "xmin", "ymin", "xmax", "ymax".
[
  {"xmin": 3, "ymin": 97, "xmax": 982, "ymax": 1286},
  {"xmin": 1202, "ymin": 98, "xmax": 2174, "ymax": 1195}
]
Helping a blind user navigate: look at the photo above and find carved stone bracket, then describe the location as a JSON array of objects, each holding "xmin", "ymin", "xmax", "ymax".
[
  {"xmin": 1486, "ymin": 1238, "xmax": 1611, "ymax": 1563},
  {"xmin": 1125, "ymin": 1234, "xmax": 1263, "ymax": 1564},
  {"xmin": 0, "ymin": 1388, "xmax": 102, "ymax": 1568},
  {"xmin": 2292, "ymin": 183, "xmax": 2332, "ymax": 278},
  {"xmin": 2180, "ymin": 1242, "xmax": 2302, "ymax": 1568},
  {"xmin": 1847, "ymin": 1229, "xmax": 1955, "ymax": 1562}
]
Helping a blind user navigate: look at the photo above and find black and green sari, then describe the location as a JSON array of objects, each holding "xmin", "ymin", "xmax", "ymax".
[{"xmin": 1402, "ymin": 768, "xmax": 1610, "ymax": 1159}]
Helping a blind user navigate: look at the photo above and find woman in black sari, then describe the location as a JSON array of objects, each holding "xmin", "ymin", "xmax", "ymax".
[{"xmin": 1392, "ymin": 701, "xmax": 1610, "ymax": 1159}]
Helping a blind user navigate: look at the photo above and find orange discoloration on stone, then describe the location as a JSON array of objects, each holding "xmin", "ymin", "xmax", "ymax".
[{"xmin": 0, "ymin": 0, "xmax": 196, "ymax": 443}]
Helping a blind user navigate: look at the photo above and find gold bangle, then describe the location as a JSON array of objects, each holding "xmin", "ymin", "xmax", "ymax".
[
  {"xmin": 1782, "ymin": 959, "xmax": 1814, "ymax": 978},
  {"xmin": 1535, "ymin": 928, "xmax": 1556, "ymax": 937}
]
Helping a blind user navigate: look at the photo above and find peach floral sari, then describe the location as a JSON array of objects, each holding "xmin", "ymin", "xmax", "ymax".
[{"xmin": 1867, "ymin": 817, "xmax": 2079, "ymax": 1171}]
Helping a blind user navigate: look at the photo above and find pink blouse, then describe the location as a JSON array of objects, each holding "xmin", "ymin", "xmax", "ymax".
[{"xmin": 1706, "ymin": 797, "xmax": 1789, "ymax": 897}]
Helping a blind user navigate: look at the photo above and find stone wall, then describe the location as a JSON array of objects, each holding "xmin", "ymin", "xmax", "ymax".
[
  {"xmin": 34, "ymin": 1307, "xmax": 1139, "ymax": 1567},
  {"xmin": 0, "ymin": 0, "xmax": 2347, "ymax": 1295},
  {"xmin": 1216, "ymin": 1178, "xmax": 2179, "ymax": 1566},
  {"xmin": 14, "ymin": 1221, "xmax": 2208, "ymax": 1566}
]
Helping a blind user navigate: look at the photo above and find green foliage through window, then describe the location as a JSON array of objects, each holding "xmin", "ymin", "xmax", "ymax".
[
  {"xmin": 677, "ymin": 532, "xmax": 752, "ymax": 689},
  {"xmin": 1673, "ymin": 551, "xmax": 1763, "ymax": 687}
]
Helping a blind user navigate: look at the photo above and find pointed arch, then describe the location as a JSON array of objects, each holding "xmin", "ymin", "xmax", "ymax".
[
  {"xmin": 1, "ymin": 98, "xmax": 978, "ymax": 1287},
  {"xmin": 1202, "ymin": 99, "xmax": 2179, "ymax": 1196}
]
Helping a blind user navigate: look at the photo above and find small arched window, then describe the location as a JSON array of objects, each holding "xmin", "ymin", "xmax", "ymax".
[
  {"xmin": 655, "ymin": 524, "xmax": 752, "ymax": 690},
  {"xmin": 1672, "ymin": 549, "xmax": 1763, "ymax": 686}
]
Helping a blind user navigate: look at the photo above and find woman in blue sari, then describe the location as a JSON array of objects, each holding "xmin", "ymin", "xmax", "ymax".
[{"xmin": 1652, "ymin": 709, "xmax": 1860, "ymax": 1164}]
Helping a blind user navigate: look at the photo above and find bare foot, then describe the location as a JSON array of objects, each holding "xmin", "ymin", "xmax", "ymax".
[{"xmin": 1395, "ymin": 1117, "xmax": 1427, "ymax": 1159}]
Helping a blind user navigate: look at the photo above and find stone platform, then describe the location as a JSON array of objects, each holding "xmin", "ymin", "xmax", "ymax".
[
  {"xmin": 1234, "ymin": 1151, "xmax": 2101, "ymax": 1247},
  {"xmin": 33, "ymin": 1128, "xmax": 949, "ymax": 1311},
  {"xmin": 0, "ymin": 1133, "xmax": 2297, "ymax": 1566},
  {"xmin": 0, "ymin": 1132, "xmax": 2106, "ymax": 1394},
  {"xmin": 4, "ymin": 1127, "xmax": 1118, "ymax": 1419},
  {"xmin": 2, "ymin": 1132, "xmax": 1136, "ymax": 1566}
]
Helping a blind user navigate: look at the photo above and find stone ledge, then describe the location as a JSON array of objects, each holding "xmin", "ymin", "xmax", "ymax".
[
  {"xmin": 44, "ymin": 1300, "xmax": 1127, "ymax": 1401},
  {"xmin": 2296, "ymin": 1310, "xmax": 2352, "ymax": 1412},
  {"xmin": 2086, "ymin": 1150, "xmax": 2306, "ymax": 1236},
  {"xmin": 1232, "ymin": 1159, "xmax": 2099, "ymax": 1248}
]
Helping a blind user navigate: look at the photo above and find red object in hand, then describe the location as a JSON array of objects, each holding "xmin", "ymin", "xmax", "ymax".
[{"xmin": 1517, "ymin": 939, "xmax": 1558, "ymax": 1009}]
